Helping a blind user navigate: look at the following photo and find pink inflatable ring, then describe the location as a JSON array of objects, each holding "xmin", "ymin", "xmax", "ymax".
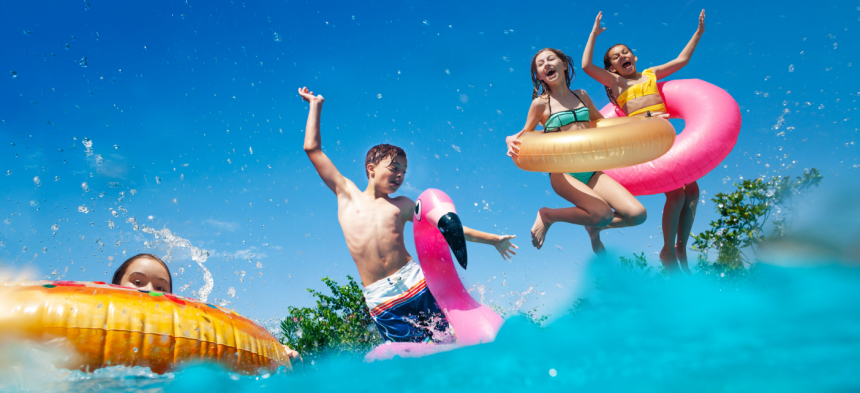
[{"xmin": 599, "ymin": 79, "xmax": 741, "ymax": 196}]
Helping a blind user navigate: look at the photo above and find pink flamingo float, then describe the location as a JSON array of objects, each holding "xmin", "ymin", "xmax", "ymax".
[{"xmin": 365, "ymin": 189, "xmax": 505, "ymax": 361}]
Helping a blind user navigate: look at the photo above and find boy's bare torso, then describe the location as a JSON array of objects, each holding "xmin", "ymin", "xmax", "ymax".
[{"xmin": 337, "ymin": 179, "xmax": 414, "ymax": 286}]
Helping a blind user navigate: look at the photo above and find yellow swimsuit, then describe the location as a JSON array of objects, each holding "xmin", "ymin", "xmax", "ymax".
[{"xmin": 615, "ymin": 69, "xmax": 667, "ymax": 117}]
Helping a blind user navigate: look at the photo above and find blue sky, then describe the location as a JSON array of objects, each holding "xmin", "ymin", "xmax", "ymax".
[{"xmin": 1, "ymin": 0, "xmax": 858, "ymax": 321}]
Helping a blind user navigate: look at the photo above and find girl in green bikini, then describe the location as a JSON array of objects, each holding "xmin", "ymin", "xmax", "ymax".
[{"xmin": 506, "ymin": 48, "xmax": 647, "ymax": 254}]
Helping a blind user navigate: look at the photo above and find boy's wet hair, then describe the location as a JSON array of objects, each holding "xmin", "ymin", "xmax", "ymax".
[
  {"xmin": 530, "ymin": 48, "xmax": 576, "ymax": 99},
  {"xmin": 365, "ymin": 144, "xmax": 406, "ymax": 178},
  {"xmin": 602, "ymin": 44, "xmax": 629, "ymax": 107},
  {"xmin": 111, "ymin": 253, "xmax": 173, "ymax": 293}
]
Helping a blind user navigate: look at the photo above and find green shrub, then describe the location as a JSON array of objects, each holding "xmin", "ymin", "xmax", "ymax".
[
  {"xmin": 279, "ymin": 276, "xmax": 382, "ymax": 363},
  {"xmin": 692, "ymin": 168, "xmax": 822, "ymax": 270}
]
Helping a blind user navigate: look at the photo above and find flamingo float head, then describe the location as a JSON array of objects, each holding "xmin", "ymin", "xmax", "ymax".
[{"xmin": 414, "ymin": 189, "xmax": 468, "ymax": 269}]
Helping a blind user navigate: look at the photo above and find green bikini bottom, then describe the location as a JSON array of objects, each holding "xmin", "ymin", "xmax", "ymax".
[
  {"xmin": 566, "ymin": 172, "xmax": 596, "ymax": 185},
  {"xmin": 548, "ymin": 172, "xmax": 596, "ymax": 185}
]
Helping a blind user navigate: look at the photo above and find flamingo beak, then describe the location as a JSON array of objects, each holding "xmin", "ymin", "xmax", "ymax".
[{"xmin": 437, "ymin": 212, "xmax": 468, "ymax": 269}]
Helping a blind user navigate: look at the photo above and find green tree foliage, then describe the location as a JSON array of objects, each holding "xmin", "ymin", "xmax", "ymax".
[
  {"xmin": 692, "ymin": 168, "xmax": 823, "ymax": 269},
  {"xmin": 279, "ymin": 276, "xmax": 382, "ymax": 363}
]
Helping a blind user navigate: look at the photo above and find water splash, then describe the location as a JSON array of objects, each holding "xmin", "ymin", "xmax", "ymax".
[{"xmin": 138, "ymin": 226, "xmax": 214, "ymax": 302}]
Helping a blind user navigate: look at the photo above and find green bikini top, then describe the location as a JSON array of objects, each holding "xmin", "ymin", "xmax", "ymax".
[{"xmin": 543, "ymin": 91, "xmax": 590, "ymax": 131}]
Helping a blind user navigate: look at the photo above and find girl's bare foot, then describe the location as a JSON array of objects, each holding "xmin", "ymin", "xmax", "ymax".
[
  {"xmin": 675, "ymin": 244, "xmax": 692, "ymax": 275},
  {"xmin": 531, "ymin": 208, "xmax": 553, "ymax": 249},
  {"xmin": 660, "ymin": 246, "xmax": 681, "ymax": 274},
  {"xmin": 585, "ymin": 226, "xmax": 606, "ymax": 255}
]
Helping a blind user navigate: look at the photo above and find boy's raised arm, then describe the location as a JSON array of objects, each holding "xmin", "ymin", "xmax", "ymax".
[{"xmin": 299, "ymin": 87, "xmax": 349, "ymax": 196}]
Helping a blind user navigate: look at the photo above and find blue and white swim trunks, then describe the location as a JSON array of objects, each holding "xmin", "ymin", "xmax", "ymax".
[{"xmin": 363, "ymin": 259, "xmax": 450, "ymax": 343}]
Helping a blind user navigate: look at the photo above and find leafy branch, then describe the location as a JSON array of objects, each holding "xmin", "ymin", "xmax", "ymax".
[{"xmin": 692, "ymin": 168, "xmax": 822, "ymax": 269}]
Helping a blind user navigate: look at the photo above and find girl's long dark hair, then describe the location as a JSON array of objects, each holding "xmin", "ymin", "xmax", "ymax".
[
  {"xmin": 111, "ymin": 253, "xmax": 172, "ymax": 293},
  {"xmin": 602, "ymin": 44, "xmax": 627, "ymax": 107},
  {"xmin": 531, "ymin": 48, "xmax": 576, "ymax": 99}
]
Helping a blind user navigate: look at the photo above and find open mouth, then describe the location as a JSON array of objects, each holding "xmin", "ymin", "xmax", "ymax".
[
  {"xmin": 621, "ymin": 60, "xmax": 633, "ymax": 70},
  {"xmin": 389, "ymin": 180, "xmax": 401, "ymax": 187},
  {"xmin": 546, "ymin": 68, "xmax": 557, "ymax": 78}
]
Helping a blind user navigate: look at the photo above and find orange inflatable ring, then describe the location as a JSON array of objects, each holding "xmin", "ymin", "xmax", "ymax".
[
  {"xmin": 511, "ymin": 116, "xmax": 676, "ymax": 173},
  {"xmin": 0, "ymin": 281, "xmax": 290, "ymax": 374}
]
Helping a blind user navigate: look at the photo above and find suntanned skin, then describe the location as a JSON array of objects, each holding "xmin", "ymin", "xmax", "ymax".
[{"xmin": 299, "ymin": 87, "xmax": 518, "ymax": 287}]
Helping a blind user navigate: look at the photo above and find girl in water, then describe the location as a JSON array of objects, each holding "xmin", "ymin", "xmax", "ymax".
[
  {"xmin": 506, "ymin": 48, "xmax": 647, "ymax": 254},
  {"xmin": 112, "ymin": 253, "xmax": 173, "ymax": 293},
  {"xmin": 112, "ymin": 254, "xmax": 302, "ymax": 360},
  {"xmin": 581, "ymin": 10, "xmax": 705, "ymax": 274}
]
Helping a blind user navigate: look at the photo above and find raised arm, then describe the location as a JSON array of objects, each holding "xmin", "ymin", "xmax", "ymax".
[
  {"xmin": 581, "ymin": 12, "xmax": 621, "ymax": 88},
  {"xmin": 463, "ymin": 226, "xmax": 518, "ymax": 261},
  {"xmin": 506, "ymin": 98, "xmax": 547, "ymax": 157},
  {"xmin": 299, "ymin": 87, "xmax": 349, "ymax": 196},
  {"xmin": 651, "ymin": 10, "xmax": 705, "ymax": 80}
]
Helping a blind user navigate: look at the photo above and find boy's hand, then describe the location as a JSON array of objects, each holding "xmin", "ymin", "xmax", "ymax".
[
  {"xmin": 298, "ymin": 87, "xmax": 325, "ymax": 105},
  {"xmin": 283, "ymin": 344, "xmax": 303, "ymax": 363},
  {"xmin": 494, "ymin": 235, "xmax": 518, "ymax": 260},
  {"xmin": 591, "ymin": 12, "xmax": 606, "ymax": 36}
]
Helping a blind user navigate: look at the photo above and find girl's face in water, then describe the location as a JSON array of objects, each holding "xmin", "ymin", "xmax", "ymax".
[
  {"xmin": 119, "ymin": 257, "xmax": 171, "ymax": 293},
  {"xmin": 606, "ymin": 45, "xmax": 637, "ymax": 76},
  {"xmin": 534, "ymin": 50, "xmax": 567, "ymax": 87}
]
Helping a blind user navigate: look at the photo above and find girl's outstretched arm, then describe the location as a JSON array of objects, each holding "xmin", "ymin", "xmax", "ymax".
[
  {"xmin": 582, "ymin": 12, "xmax": 619, "ymax": 88},
  {"xmin": 652, "ymin": 10, "xmax": 705, "ymax": 80},
  {"xmin": 506, "ymin": 98, "xmax": 547, "ymax": 157}
]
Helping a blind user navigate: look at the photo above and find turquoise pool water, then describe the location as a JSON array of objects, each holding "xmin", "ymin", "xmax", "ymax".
[{"xmin": 4, "ymin": 262, "xmax": 858, "ymax": 392}]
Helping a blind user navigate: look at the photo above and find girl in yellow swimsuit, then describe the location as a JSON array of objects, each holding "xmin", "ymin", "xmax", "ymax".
[
  {"xmin": 581, "ymin": 10, "xmax": 706, "ymax": 274},
  {"xmin": 506, "ymin": 48, "xmax": 647, "ymax": 254}
]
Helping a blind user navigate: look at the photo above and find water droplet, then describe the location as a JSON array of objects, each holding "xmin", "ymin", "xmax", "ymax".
[
  {"xmin": 256, "ymin": 261, "xmax": 263, "ymax": 269},
  {"xmin": 273, "ymin": 32, "xmax": 282, "ymax": 42},
  {"xmin": 5, "ymin": 170, "xmax": 10, "ymax": 176},
  {"xmin": 788, "ymin": 64, "xmax": 795, "ymax": 72},
  {"xmin": 33, "ymin": 176, "xmax": 41, "ymax": 186},
  {"xmin": 82, "ymin": 138, "xmax": 93, "ymax": 156},
  {"xmin": 51, "ymin": 224, "xmax": 59, "ymax": 232},
  {"xmin": 549, "ymin": 369, "xmax": 557, "ymax": 377},
  {"xmin": 377, "ymin": 93, "xmax": 382, "ymax": 99},
  {"xmin": 81, "ymin": 182, "xmax": 89, "ymax": 192},
  {"xmin": 249, "ymin": 146, "xmax": 253, "ymax": 155},
  {"xmin": 444, "ymin": 69, "xmax": 450, "ymax": 75},
  {"xmin": 155, "ymin": 176, "xmax": 162, "ymax": 184},
  {"xmin": 75, "ymin": 56, "xmax": 88, "ymax": 68},
  {"xmin": 29, "ymin": 200, "xmax": 39, "ymax": 207},
  {"xmin": 78, "ymin": 205, "xmax": 89, "ymax": 214},
  {"xmin": 228, "ymin": 287, "xmax": 236, "ymax": 297}
]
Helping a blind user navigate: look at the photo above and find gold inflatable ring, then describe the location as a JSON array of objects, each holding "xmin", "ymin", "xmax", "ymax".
[
  {"xmin": 0, "ymin": 281, "xmax": 290, "ymax": 374},
  {"xmin": 512, "ymin": 117, "xmax": 676, "ymax": 173}
]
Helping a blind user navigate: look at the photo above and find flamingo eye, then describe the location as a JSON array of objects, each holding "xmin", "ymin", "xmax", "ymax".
[{"xmin": 415, "ymin": 200, "xmax": 422, "ymax": 220}]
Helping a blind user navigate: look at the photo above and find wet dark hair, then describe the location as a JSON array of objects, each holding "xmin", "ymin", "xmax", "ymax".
[
  {"xmin": 111, "ymin": 253, "xmax": 172, "ymax": 293},
  {"xmin": 365, "ymin": 144, "xmax": 406, "ymax": 178},
  {"xmin": 602, "ymin": 44, "xmax": 628, "ymax": 107},
  {"xmin": 531, "ymin": 48, "xmax": 576, "ymax": 99}
]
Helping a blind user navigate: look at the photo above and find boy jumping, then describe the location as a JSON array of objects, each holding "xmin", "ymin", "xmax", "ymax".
[{"xmin": 298, "ymin": 87, "xmax": 517, "ymax": 343}]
